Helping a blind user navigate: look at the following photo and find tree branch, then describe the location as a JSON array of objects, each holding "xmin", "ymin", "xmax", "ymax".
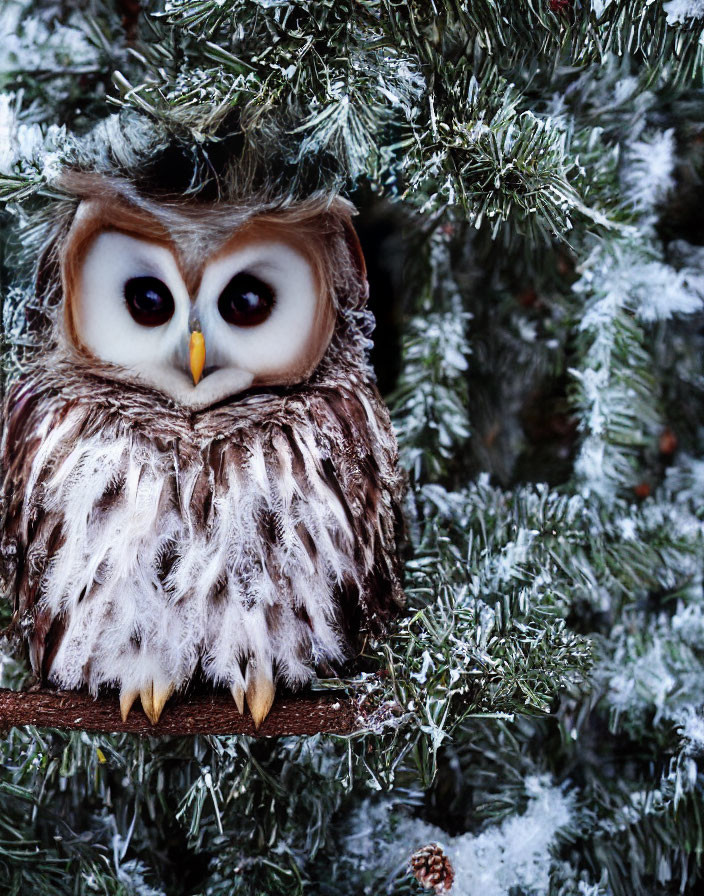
[{"xmin": 0, "ymin": 687, "xmax": 362, "ymax": 737}]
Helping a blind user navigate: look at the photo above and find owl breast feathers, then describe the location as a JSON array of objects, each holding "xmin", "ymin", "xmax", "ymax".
[{"xmin": 0, "ymin": 174, "xmax": 405, "ymax": 727}]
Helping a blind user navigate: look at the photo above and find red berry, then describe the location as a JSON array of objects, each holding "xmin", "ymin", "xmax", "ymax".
[
  {"xmin": 634, "ymin": 482, "xmax": 651, "ymax": 499},
  {"xmin": 659, "ymin": 428, "xmax": 677, "ymax": 456}
]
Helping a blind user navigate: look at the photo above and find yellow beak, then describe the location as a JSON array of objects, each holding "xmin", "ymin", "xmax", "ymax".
[{"xmin": 189, "ymin": 330, "xmax": 206, "ymax": 385}]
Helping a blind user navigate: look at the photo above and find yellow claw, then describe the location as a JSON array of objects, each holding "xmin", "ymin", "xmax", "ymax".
[
  {"xmin": 190, "ymin": 330, "xmax": 206, "ymax": 385},
  {"xmin": 140, "ymin": 684, "xmax": 155, "ymax": 724},
  {"xmin": 139, "ymin": 680, "xmax": 174, "ymax": 725},
  {"xmin": 245, "ymin": 662, "xmax": 275, "ymax": 730},
  {"xmin": 120, "ymin": 688, "xmax": 139, "ymax": 723},
  {"xmin": 231, "ymin": 683, "xmax": 245, "ymax": 715},
  {"xmin": 152, "ymin": 681, "xmax": 175, "ymax": 724}
]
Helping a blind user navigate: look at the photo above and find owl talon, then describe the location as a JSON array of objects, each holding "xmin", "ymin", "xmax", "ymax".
[
  {"xmin": 120, "ymin": 688, "xmax": 139, "ymax": 723},
  {"xmin": 245, "ymin": 661, "xmax": 275, "ymax": 730},
  {"xmin": 231, "ymin": 683, "xmax": 245, "ymax": 715},
  {"xmin": 139, "ymin": 680, "xmax": 174, "ymax": 725},
  {"xmin": 140, "ymin": 684, "xmax": 155, "ymax": 724},
  {"xmin": 152, "ymin": 680, "xmax": 175, "ymax": 724}
]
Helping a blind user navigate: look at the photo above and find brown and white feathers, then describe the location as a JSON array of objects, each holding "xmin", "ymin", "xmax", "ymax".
[{"xmin": 0, "ymin": 174, "xmax": 405, "ymax": 726}]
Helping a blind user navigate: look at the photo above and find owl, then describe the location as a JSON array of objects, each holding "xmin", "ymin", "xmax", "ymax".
[{"xmin": 0, "ymin": 171, "xmax": 405, "ymax": 728}]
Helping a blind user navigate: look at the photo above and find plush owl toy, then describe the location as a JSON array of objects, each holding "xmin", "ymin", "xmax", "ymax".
[{"xmin": 0, "ymin": 165, "xmax": 405, "ymax": 728}]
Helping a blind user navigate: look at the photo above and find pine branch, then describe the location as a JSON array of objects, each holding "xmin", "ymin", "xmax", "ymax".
[{"xmin": 0, "ymin": 688, "xmax": 361, "ymax": 737}]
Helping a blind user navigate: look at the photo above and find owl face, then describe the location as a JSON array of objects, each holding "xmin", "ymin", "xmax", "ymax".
[{"xmin": 61, "ymin": 198, "xmax": 336, "ymax": 410}]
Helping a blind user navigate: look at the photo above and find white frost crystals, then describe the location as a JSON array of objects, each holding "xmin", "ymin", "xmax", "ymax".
[
  {"xmin": 662, "ymin": 0, "xmax": 704, "ymax": 24},
  {"xmin": 0, "ymin": 92, "xmax": 66, "ymax": 182},
  {"xmin": 621, "ymin": 129, "xmax": 676, "ymax": 214},
  {"xmin": 569, "ymin": 120, "xmax": 704, "ymax": 501}
]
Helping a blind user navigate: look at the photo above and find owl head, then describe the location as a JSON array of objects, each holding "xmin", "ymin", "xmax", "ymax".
[{"xmin": 43, "ymin": 171, "xmax": 369, "ymax": 411}]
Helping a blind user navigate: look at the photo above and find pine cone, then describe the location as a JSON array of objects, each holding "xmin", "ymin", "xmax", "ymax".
[{"xmin": 410, "ymin": 843, "xmax": 454, "ymax": 893}]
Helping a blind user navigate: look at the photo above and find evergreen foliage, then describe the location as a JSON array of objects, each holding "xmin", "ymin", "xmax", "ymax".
[{"xmin": 2, "ymin": 0, "xmax": 704, "ymax": 893}]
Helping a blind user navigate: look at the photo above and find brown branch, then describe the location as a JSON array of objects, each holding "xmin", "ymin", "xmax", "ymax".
[{"xmin": 0, "ymin": 687, "xmax": 363, "ymax": 737}]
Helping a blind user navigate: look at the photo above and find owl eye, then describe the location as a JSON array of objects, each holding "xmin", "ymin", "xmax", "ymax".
[
  {"xmin": 124, "ymin": 276, "xmax": 175, "ymax": 327},
  {"xmin": 218, "ymin": 272, "xmax": 275, "ymax": 327}
]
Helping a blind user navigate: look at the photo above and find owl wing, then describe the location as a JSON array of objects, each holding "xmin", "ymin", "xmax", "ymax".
[
  {"xmin": 1, "ymin": 377, "xmax": 69, "ymax": 679},
  {"xmin": 308, "ymin": 381, "xmax": 406, "ymax": 651}
]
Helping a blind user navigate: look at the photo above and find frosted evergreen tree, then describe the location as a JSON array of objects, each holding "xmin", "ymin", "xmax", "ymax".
[{"xmin": 1, "ymin": 1, "xmax": 704, "ymax": 894}]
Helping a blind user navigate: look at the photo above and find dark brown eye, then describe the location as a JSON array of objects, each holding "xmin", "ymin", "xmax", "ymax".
[
  {"xmin": 124, "ymin": 276, "xmax": 175, "ymax": 327},
  {"xmin": 218, "ymin": 272, "xmax": 274, "ymax": 327}
]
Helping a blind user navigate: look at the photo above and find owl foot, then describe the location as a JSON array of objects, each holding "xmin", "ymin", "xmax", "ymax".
[
  {"xmin": 120, "ymin": 680, "xmax": 175, "ymax": 724},
  {"xmin": 120, "ymin": 670, "xmax": 272, "ymax": 727},
  {"xmin": 244, "ymin": 660, "xmax": 275, "ymax": 730}
]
